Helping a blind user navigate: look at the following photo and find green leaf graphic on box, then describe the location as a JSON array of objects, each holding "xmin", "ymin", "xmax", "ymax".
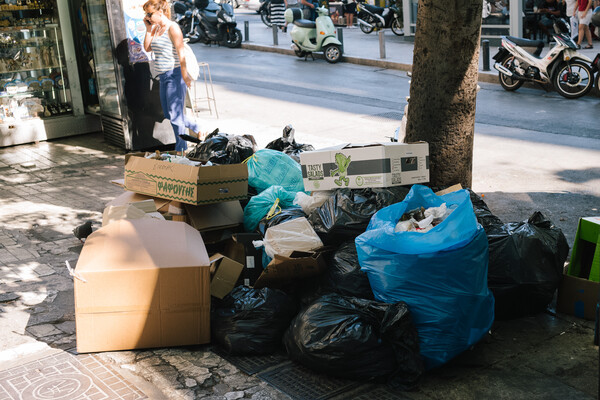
[{"xmin": 330, "ymin": 153, "xmax": 351, "ymax": 187}]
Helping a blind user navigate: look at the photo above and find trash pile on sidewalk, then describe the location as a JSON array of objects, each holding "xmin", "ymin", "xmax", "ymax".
[{"xmin": 70, "ymin": 126, "xmax": 600, "ymax": 389}]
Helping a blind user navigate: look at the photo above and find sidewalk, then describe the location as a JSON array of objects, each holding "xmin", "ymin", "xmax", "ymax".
[
  {"xmin": 238, "ymin": 16, "xmax": 600, "ymax": 86},
  {"xmin": 0, "ymin": 17, "xmax": 599, "ymax": 400}
]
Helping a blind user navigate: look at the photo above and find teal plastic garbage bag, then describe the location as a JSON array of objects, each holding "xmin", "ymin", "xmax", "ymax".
[
  {"xmin": 244, "ymin": 149, "xmax": 304, "ymax": 193},
  {"xmin": 356, "ymin": 185, "xmax": 494, "ymax": 369},
  {"xmin": 243, "ymin": 185, "xmax": 298, "ymax": 232}
]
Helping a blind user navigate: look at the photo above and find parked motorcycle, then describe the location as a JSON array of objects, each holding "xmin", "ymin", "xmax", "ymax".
[
  {"xmin": 356, "ymin": 1, "xmax": 403, "ymax": 36},
  {"xmin": 174, "ymin": 0, "xmax": 242, "ymax": 48},
  {"xmin": 284, "ymin": 6, "xmax": 342, "ymax": 63},
  {"xmin": 492, "ymin": 17, "xmax": 593, "ymax": 99},
  {"xmin": 259, "ymin": 0, "xmax": 272, "ymax": 27}
]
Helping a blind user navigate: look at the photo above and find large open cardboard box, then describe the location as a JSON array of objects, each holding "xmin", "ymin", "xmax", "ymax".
[
  {"xmin": 557, "ymin": 216, "xmax": 600, "ymax": 320},
  {"xmin": 299, "ymin": 142, "xmax": 429, "ymax": 191},
  {"xmin": 124, "ymin": 152, "xmax": 248, "ymax": 205},
  {"xmin": 74, "ymin": 219, "xmax": 211, "ymax": 353}
]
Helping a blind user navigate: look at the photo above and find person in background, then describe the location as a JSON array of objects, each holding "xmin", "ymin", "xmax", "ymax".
[
  {"xmin": 143, "ymin": 0, "xmax": 203, "ymax": 153},
  {"xmin": 575, "ymin": 0, "xmax": 594, "ymax": 48},
  {"xmin": 300, "ymin": 0, "xmax": 317, "ymax": 20},
  {"xmin": 270, "ymin": 0, "xmax": 287, "ymax": 31},
  {"xmin": 564, "ymin": 0, "xmax": 579, "ymax": 40},
  {"xmin": 536, "ymin": 0, "xmax": 562, "ymax": 41},
  {"xmin": 342, "ymin": 0, "xmax": 356, "ymax": 28}
]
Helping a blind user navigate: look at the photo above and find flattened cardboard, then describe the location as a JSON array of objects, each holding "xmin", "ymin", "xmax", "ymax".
[
  {"xmin": 556, "ymin": 274, "xmax": 600, "ymax": 320},
  {"xmin": 74, "ymin": 219, "xmax": 211, "ymax": 353},
  {"xmin": 209, "ymin": 253, "xmax": 244, "ymax": 299},
  {"xmin": 184, "ymin": 201, "xmax": 244, "ymax": 232},
  {"xmin": 253, "ymin": 248, "xmax": 329, "ymax": 289},
  {"xmin": 124, "ymin": 152, "xmax": 248, "ymax": 205},
  {"xmin": 106, "ymin": 190, "xmax": 171, "ymax": 213},
  {"xmin": 300, "ymin": 142, "xmax": 429, "ymax": 191}
]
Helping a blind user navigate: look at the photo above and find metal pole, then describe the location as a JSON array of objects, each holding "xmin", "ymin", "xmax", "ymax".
[
  {"xmin": 272, "ymin": 24, "xmax": 278, "ymax": 45},
  {"xmin": 244, "ymin": 20, "xmax": 249, "ymax": 42},
  {"xmin": 378, "ymin": 30, "xmax": 385, "ymax": 59},
  {"xmin": 482, "ymin": 39, "xmax": 490, "ymax": 71},
  {"xmin": 337, "ymin": 27, "xmax": 344, "ymax": 54}
]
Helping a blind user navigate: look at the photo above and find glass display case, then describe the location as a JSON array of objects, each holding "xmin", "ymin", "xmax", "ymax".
[{"xmin": 0, "ymin": 1, "xmax": 72, "ymax": 123}]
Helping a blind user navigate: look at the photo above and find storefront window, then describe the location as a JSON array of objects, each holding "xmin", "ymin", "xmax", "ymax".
[{"xmin": 0, "ymin": 0, "xmax": 73, "ymax": 122}]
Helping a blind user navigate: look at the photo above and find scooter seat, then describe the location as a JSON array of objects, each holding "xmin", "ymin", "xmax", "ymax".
[
  {"xmin": 361, "ymin": 3, "xmax": 384, "ymax": 14},
  {"xmin": 293, "ymin": 19, "xmax": 316, "ymax": 28},
  {"xmin": 506, "ymin": 36, "xmax": 545, "ymax": 54}
]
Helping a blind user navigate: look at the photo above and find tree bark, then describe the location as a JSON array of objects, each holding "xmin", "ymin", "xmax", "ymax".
[{"xmin": 404, "ymin": 0, "xmax": 482, "ymax": 188}]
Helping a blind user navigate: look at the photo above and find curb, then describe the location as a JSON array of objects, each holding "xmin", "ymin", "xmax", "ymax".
[{"xmin": 241, "ymin": 42, "xmax": 500, "ymax": 84}]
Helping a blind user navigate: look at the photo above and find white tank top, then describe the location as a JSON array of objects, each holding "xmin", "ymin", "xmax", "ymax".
[{"xmin": 152, "ymin": 22, "xmax": 180, "ymax": 75}]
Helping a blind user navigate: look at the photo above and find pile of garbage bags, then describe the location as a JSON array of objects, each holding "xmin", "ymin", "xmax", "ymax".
[{"xmin": 189, "ymin": 127, "xmax": 569, "ymax": 383}]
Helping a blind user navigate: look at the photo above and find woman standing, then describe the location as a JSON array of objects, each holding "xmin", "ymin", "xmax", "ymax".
[
  {"xmin": 143, "ymin": 0, "xmax": 202, "ymax": 153},
  {"xmin": 270, "ymin": 0, "xmax": 287, "ymax": 31}
]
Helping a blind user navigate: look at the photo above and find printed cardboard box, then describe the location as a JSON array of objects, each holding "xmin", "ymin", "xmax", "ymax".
[
  {"xmin": 74, "ymin": 219, "xmax": 211, "ymax": 353},
  {"xmin": 124, "ymin": 152, "xmax": 248, "ymax": 205},
  {"xmin": 300, "ymin": 142, "xmax": 429, "ymax": 191}
]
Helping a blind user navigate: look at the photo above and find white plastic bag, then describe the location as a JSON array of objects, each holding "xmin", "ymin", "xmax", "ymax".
[
  {"xmin": 261, "ymin": 217, "xmax": 323, "ymax": 259},
  {"xmin": 293, "ymin": 191, "xmax": 332, "ymax": 215}
]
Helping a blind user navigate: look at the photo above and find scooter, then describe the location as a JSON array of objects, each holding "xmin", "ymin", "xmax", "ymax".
[
  {"xmin": 492, "ymin": 16, "xmax": 593, "ymax": 99},
  {"xmin": 284, "ymin": 6, "xmax": 342, "ymax": 63},
  {"xmin": 356, "ymin": 0, "xmax": 403, "ymax": 36},
  {"xmin": 176, "ymin": 0, "xmax": 242, "ymax": 48}
]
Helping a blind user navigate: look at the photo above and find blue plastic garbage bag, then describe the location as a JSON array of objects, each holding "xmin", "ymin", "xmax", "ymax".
[
  {"xmin": 243, "ymin": 185, "xmax": 298, "ymax": 232},
  {"xmin": 244, "ymin": 149, "xmax": 304, "ymax": 193},
  {"xmin": 356, "ymin": 185, "xmax": 494, "ymax": 369}
]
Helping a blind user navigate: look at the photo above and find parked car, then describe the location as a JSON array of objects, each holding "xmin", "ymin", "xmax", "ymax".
[{"xmin": 242, "ymin": 0, "xmax": 263, "ymax": 12}]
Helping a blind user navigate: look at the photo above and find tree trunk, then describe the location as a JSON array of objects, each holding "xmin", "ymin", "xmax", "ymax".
[{"xmin": 404, "ymin": 0, "xmax": 482, "ymax": 188}]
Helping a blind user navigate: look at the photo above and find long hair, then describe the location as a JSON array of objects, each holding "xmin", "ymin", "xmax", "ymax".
[{"xmin": 143, "ymin": 0, "xmax": 171, "ymax": 19}]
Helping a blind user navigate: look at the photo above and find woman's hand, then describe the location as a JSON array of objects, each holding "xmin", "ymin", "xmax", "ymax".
[{"xmin": 183, "ymin": 73, "xmax": 192, "ymax": 88}]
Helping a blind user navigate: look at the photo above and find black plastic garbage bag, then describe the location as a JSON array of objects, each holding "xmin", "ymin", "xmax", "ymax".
[
  {"xmin": 265, "ymin": 124, "xmax": 315, "ymax": 163},
  {"xmin": 325, "ymin": 240, "xmax": 373, "ymax": 299},
  {"xmin": 211, "ymin": 286, "xmax": 298, "ymax": 355},
  {"xmin": 186, "ymin": 129, "xmax": 256, "ymax": 164},
  {"xmin": 487, "ymin": 211, "xmax": 569, "ymax": 320},
  {"xmin": 284, "ymin": 293, "xmax": 423, "ymax": 387},
  {"xmin": 469, "ymin": 190, "xmax": 504, "ymax": 232},
  {"xmin": 308, "ymin": 187, "xmax": 410, "ymax": 246},
  {"xmin": 257, "ymin": 206, "xmax": 306, "ymax": 236}
]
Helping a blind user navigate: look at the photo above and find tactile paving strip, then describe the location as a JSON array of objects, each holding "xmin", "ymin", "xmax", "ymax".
[
  {"xmin": 257, "ymin": 362, "xmax": 361, "ymax": 400},
  {"xmin": 0, "ymin": 351, "xmax": 147, "ymax": 400},
  {"xmin": 212, "ymin": 347, "xmax": 289, "ymax": 375}
]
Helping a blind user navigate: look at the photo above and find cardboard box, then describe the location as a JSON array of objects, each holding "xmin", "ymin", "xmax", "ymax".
[
  {"xmin": 556, "ymin": 216, "xmax": 600, "ymax": 320},
  {"xmin": 124, "ymin": 152, "xmax": 248, "ymax": 205},
  {"xmin": 209, "ymin": 253, "xmax": 244, "ymax": 299},
  {"xmin": 184, "ymin": 201, "xmax": 244, "ymax": 233},
  {"xmin": 74, "ymin": 219, "xmax": 211, "ymax": 353},
  {"xmin": 253, "ymin": 248, "xmax": 331, "ymax": 289},
  {"xmin": 300, "ymin": 142, "xmax": 429, "ymax": 191},
  {"xmin": 556, "ymin": 274, "xmax": 599, "ymax": 320}
]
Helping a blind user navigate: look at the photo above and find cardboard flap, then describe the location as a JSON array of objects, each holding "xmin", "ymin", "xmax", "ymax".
[
  {"xmin": 209, "ymin": 253, "xmax": 244, "ymax": 299},
  {"xmin": 184, "ymin": 201, "xmax": 244, "ymax": 232},
  {"xmin": 75, "ymin": 219, "xmax": 209, "ymax": 273}
]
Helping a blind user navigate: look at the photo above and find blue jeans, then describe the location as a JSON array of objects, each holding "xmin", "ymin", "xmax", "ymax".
[{"xmin": 159, "ymin": 67, "xmax": 201, "ymax": 152}]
